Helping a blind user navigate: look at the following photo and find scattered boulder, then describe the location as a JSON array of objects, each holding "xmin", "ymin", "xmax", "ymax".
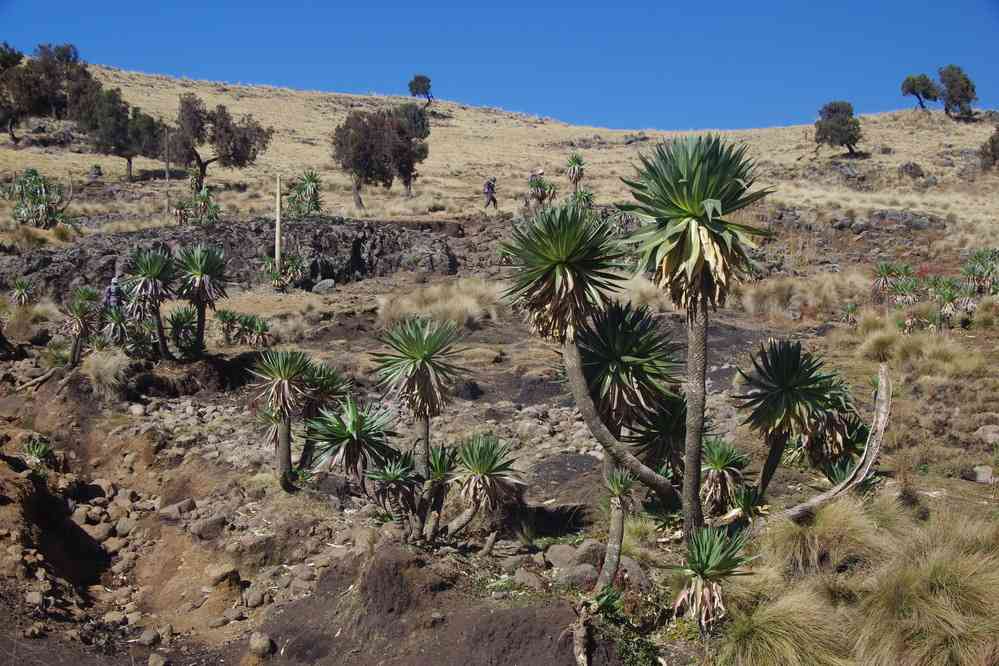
[
  {"xmin": 619, "ymin": 556, "xmax": 652, "ymax": 592},
  {"xmin": 974, "ymin": 425, "xmax": 999, "ymax": 446},
  {"xmin": 961, "ymin": 465, "xmax": 995, "ymax": 485},
  {"xmin": 544, "ymin": 544, "xmax": 577, "ymax": 570},
  {"xmin": 190, "ymin": 515, "xmax": 227, "ymax": 540},
  {"xmin": 159, "ymin": 498, "xmax": 196, "ymax": 521},
  {"xmin": 205, "ymin": 562, "xmax": 238, "ymax": 586},
  {"xmin": 137, "ymin": 628, "xmax": 160, "ymax": 646},
  {"xmin": 554, "ymin": 563, "xmax": 598, "ymax": 590},
  {"xmin": 148, "ymin": 655, "xmax": 169, "ymax": 666},
  {"xmin": 573, "ymin": 539, "xmax": 605, "ymax": 567},
  {"xmin": 249, "ymin": 632, "xmax": 275, "ymax": 657},
  {"xmin": 898, "ymin": 162, "xmax": 925, "ymax": 179},
  {"xmin": 312, "ymin": 278, "xmax": 337, "ymax": 294},
  {"xmin": 513, "ymin": 567, "xmax": 545, "ymax": 591}
]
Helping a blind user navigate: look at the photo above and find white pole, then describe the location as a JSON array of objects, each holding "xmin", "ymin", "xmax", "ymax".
[{"xmin": 275, "ymin": 174, "xmax": 282, "ymax": 274}]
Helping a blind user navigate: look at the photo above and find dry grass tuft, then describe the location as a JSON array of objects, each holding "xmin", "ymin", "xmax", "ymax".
[
  {"xmin": 717, "ymin": 586, "xmax": 851, "ymax": 666},
  {"xmin": 762, "ymin": 496, "xmax": 886, "ymax": 577},
  {"xmin": 376, "ymin": 278, "xmax": 504, "ymax": 329},
  {"xmin": 739, "ymin": 272, "xmax": 867, "ymax": 320},
  {"xmin": 858, "ymin": 328, "xmax": 899, "ymax": 362},
  {"xmin": 614, "ymin": 274, "xmax": 672, "ymax": 312},
  {"xmin": 81, "ymin": 350, "xmax": 130, "ymax": 401}
]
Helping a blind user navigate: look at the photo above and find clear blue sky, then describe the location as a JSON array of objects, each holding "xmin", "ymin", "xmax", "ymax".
[{"xmin": 1, "ymin": 0, "xmax": 996, "ymax": 129}]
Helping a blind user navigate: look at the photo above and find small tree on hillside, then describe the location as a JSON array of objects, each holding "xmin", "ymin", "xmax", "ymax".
[
  {"xmin": 170, "ymin": 93, "xmax": 274, "ymax": 192},
  {"xmin": 901, "ymin": 74, "xmax": 941, "ymax": 110},
  {"xmin": 30, "ymin": 43, "xmax": 96, "ymax": 120},
  {"xmin": 78, "ymin": 88, "xmax": 164, "ymax": 181},
  {"xmin": 331, "ymin": 110, "xmax": 394, "ymax": 209},
  {"xmin": 815, "ymin": 101, "xmax": 862, "ymax": 155},
  {"xmin": 390, "ymin": 104, "xmax": 431, "ymax": 197},
  {"xmin": 938, "ymin": 65, "xmax": 977, "ymax": 119},
  {"xmin": 408, "ymin": 74, "xmax": 433, "ymax": 107}
]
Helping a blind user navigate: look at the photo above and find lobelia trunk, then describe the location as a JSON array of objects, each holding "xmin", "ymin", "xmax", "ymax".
[
  {"xmin": 152, "ymin": 307, "xmax": 174, "ymax": 360},
  {"xmin": 277, "ymin": 415, "xmax": 294, "ymax": 492},
  {"xmin": 419, "ymin": 415, "xmax": 431, "ymax": 475},
  {"xmin": 7, "ymin": 117, "xmax": 18, "ymax": 143},
  {"xmin": 757, "ymin": 432, "xmax": 788, "ymax": 499},
  {"xmin": 194, "ymin": 300, "xmax": 207, "ymax": 356},
  {"xmin": 595, "ymin": 495, "xmax": 624, "ymax": 590},
  {"xmin": 126, "ymin": 157, "xmax": 133, "ymax": 183},
  {"xmin": 561, "ymin": 341, "xmax": 681, "ymax": 506},
  {"xmin": 682, "ymin": 301, "xmax": 708, "ymax": 541},
  {"xmin": 69, "ymin": 335, "xmax": 83, "ymax": 368},
  {"xmin": 445, "ymin": 499, "xmax": 479, "ymax": 537}
]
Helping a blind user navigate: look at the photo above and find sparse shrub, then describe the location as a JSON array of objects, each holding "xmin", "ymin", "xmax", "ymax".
[
  {"xmin": 81, "ymin": 349, "xmax": 130, "ymax": 401},
  {"xmin": 40, "ymin": 337, "xmax": 70, "ymax": 368},
  {"xmin": 331, "ymin": 109, "xmax": 396, "ymax": 209},
  {"xmin": 815, "ymin": 101, "xmax": 862, "ymax": 155},
  {"xmin": 376, "ymin": 278, "xmax": 503, "ymax": 329},
  {"xmin": 615, "ymin": 274, "xmax": 672, "ymax": 312},
  {"xmin": 739, "ymin": 272, "xmax": 867, "ymax": 319},
  {"xmin": 166, "ymin": 305, "xmax": 198, "ymax": 356}
]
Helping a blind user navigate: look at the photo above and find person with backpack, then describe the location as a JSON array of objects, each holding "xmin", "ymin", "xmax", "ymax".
[
  {"xmin": 483, "ymin": 177, "xmax": 498, "ymax": 209},
  {"xmin": 102, "ymin": 276, "xmax": 124, "ymax": 315}
]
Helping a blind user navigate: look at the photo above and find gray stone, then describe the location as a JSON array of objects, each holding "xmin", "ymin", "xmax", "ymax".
[
  {"xmin": 205, "ymin": 563, "xmax": 238, "ymax": 586},
  {"xmin": 573, "ymin": 539, "xmax": 605, "ymax": 567},
  {"xmin": 312, "ymin": 278, "xmax": 337, "ymax": 295},
  {"xmin": 84, "ymin": 522, "xmax": 114, "ymax": 543},
  {"xmin": 137, "ymin": 628, "xmax": 160, "ymax": 646},
  {"xmin": 544, "ymin": 543, "xmax": 577, "ymax": 570},
  {"xmin": 249, "ymin": 632, "xmax": 274, "ymax": 657},
  {"xmin": 116, "ymin": 516, "xmax": 138, "ymax": 537},
  {"xmin": 513, "ymin": 567, "xmax": 545, "ymax": 591},
  {"xmin": 499, "ymin": 555, "xmax": 526, "ymax": 574},
  {"xmin": 554, "ymin": 563, "xmax": 598, "ymax": 590},
  {"xmin": 291, "ymin": 564, "xmax": 315, "ymax": 581},
  {"xmin": 974, "ymin": 425, "xmax": 999, "ymax": 446},
  {"xmin": 190, "ymin": 515, "xmax": 227, "ymax": 540},
  {"xmin": 207, "ymin": 616, "xmax": 229, "ymax": 629},
  {"xmin": 25, "ymin": 590, "xmax": 43, "ymax": 606},
  {"xmin": 103, "ymin": 537, "xmax": 126, "ymax": 555},
  {"xmin": 129, "ymin": 404, "xmax": 146, "ymax": 417},
  {"xmin": 148, "ymin": 655, "xmax": 169, "ymax": 666},
  {"xmin": 223, "ymin": 607, "xmax": 246, "ymax": 622},
  {"xmin": 961, "ymin": 465, "xmax": 995, "ymax": 485},
  {"xmin": 245, "ymin": 588, "xmax": 266, "ymax": 608},
  {"xmin": 159, "ymin": 498, "xmax": 196, "ymax": 521},
  {"xmin": 619, "ymin": 556, "xmax": 652, "ymax": 592},
  {"xmin": 103, "ymin": 610, "xmax": 126, "ymax": 626}
]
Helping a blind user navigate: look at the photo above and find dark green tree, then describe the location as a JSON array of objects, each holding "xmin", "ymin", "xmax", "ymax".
[
  {"xmin": 170, "ymin": 93, "xmax": 274, "ymax": 191},
  {"xmin": 330, "ymin": 110, "xmax": 395, "ymax": 209},
  {"xmin": 980, "ymin": 127, "xmax": 999, "ymax": 170},
  {"xmin": 938, "ymin": 65, "xmax": 977, "ymax": 118},
  {"xmin": 390, "ymin": 104, "xmax": 431, "ymax": 196},
  {"xmin": 78, "ymin": 88, "xmax": 164, "ymax": 181},
  {"xmin": 30, "ymin": 43, "xmax": 96, "ymax": 120},
  {"xmin": 815, "ymin": 101, "xmax": 862, "ymax": 155},
  {"xmin": 900, "ymin": 74, "xmax": 941, "ymax": 110},
  {"xmin": 408, "ymin": 74, "xmax": 433, "ymax": 107}
]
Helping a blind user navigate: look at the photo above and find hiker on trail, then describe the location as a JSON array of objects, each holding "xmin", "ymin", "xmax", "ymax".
[
  {"xmin": 103, "ymin": 276, "xmax": 124, "ymax": 314},
  {"xmin": 483, "ymin": 177, "xmax": 498, "ymax": 209}
]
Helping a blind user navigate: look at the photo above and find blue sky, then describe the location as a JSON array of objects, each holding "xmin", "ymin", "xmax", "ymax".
[{"xmin": 1, "ymin": 0, "xmax": 996, "ymax": 130}]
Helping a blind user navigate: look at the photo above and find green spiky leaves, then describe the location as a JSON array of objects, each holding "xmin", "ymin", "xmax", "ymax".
[
  {"xmin": 621, "ymin": 135, "xmax": 772, "ymax": 312},
  {"xmin": 175, "ymin": 244, "xmax": 229, "ymax": 309},
  {"xmin": 307, "ymin": 397, "xmax": 397, "ymax": 478},
  {"xmin": 577, "ymin": 301, "xmax": 681, "ymax": 431},
  {"xmin": 372, "ymin": 318, "xmax": 465, "ymax": 419},
  {"xmin": 250, "ymin": 350, "xmax": 314, "ymax": 418},
  {"xmin": 453, "ymin": 432, "xmax": 525, "ymax": 511},
  {"xmin": 502, "ymin": 204, "xmax": 625, "ymax": 342}
]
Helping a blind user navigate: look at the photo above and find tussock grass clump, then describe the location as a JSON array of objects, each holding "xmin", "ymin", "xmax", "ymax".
[
  {"xmin": 615, "ymin": 274, "xmax": 672, "ymax": 312},
  {"xmin": 6, "ymin": 299, "xmax": 61, "ymax": 340},
  {"xmin": 858, "ymin": 328, "xmax": 898, "ymax": 361},
  {"xmin": 856, "ymin": 307, "xmax": 888, "ymax": 336},
  {"xmin": 270, "ymin": 314, "xmax": 309, "ymax": 343},
  {"xmin": 621, "ymin": 513, "xmax": 659, "ymax": 562},
  {"xmin": 716, "ymin": 587, "xmax": 850, "ymax": 666},
  {"xmin": 973, "ymin": 296, "xmax": 998, "ymax": 329},
  {"xmin": 738, "ymin": 272, "xmax": 867, "ymax": 320},
  {"xmin": 855, "ymin": 545, "xmax": 999, "ymax": 665},
  {"xmin": 377, "ymin": 278, "xmax": 504, "ymax": 329},
  {"xmin": 81, "ymin": 349, "xmax": 130, "ymax": 401},
  {"xmin": 762, "ymin": 496, "xmax": 886, "ymax": 577}
]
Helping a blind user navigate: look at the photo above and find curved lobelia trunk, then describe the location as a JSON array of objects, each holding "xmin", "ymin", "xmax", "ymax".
[
  {"xmin": 298, "ymin": 402, "xmax": 317, "ymax": 470},
  {"xmin": 445, "ymin": 498, "xmax": 479, "ymax": 537},
  {"xmin": 562, "ymin": 341, "xmax": 680, "ymax": 506},
  {"xmin": 69, "ymin": 334, "xmax": 83, "ymax": 368},
  {"xmin": 681, "ymin": 301, "xmax": 708, "ymax": 540},
  {"xmin": 418, "ymin": 415, "xmax": 431, "ymax": 474},
  {"xmin": 595, "ymin": 495, "xmax": 624, "ymax": 590},
  {"xmin": 277, "ymin": 415, "xmax": 295, "ymax": 492},
  {"xmin": 125, "ymin": 157, "xmax": 134, "ymax": 183}
]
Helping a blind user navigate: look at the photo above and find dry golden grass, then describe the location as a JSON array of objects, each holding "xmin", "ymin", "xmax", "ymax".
[
  {"xmin": 1, "ymin": 66, "xmax": 995, "ymax": 231},
  {"xmin": 81, "ymin": 349, "xmax": 130, "ymax": 401},
  {"xmin": 738, "ymin": 271, "xmax": 867, "ymax": 320},
  {"xmin": 717, "ymin": 586, "xmax": 851, "ymax": 666},
  {"xmin": 376, "ymin": 277, "xmax": 504, "ymax": 328},
  {"xmin": 762, "ymin": 496, "xmax": 887, "ymax": 577},
  {"xmin": 614, "ymin": 274, "xmax": 673, "ymax": 312}
]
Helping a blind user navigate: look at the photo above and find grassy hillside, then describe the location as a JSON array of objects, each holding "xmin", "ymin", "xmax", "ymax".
[{"xmin": 0, "ymin": 64, "xmax": 996, "ymax": 235}]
